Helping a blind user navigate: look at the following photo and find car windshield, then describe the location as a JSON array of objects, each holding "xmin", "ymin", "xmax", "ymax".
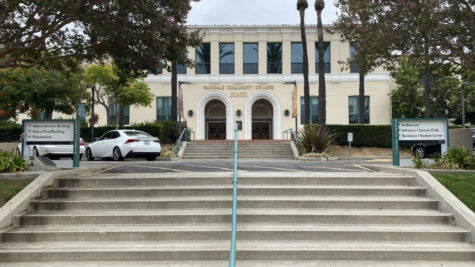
[{"xmin": 124, "ymin": 131, "xmax": 152, "ymax": 137}]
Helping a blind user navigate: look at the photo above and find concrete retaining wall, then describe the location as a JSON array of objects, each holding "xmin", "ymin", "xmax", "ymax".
[{"xmin": 449, "ymin": 128, "xmax": 472, "ymax": 151}]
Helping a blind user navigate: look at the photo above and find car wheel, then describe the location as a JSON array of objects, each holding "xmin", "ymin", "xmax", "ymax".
[
  {"xmin": 32, "ymin": 147, "xmax": 39, "ymax": 160},
  {"xmin": 113, "ymin": 147, "xmax": 124, "ymax": 161},
  {"xmin": 413, "ymin": 146, "xmax": 425, "ymax": 158},
  {"xmin": 79, "ymin": 154, "xmax": 83, "ymax": 160},
  {"xmin": 86, "ymin": 148, "xmax": 94, "ymax": 161},
  {"xmin": 146, "ymin": 156, "xmax": 156, "ymax": 161}
]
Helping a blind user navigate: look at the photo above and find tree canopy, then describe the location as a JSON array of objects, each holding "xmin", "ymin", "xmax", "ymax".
[{"xmin": 0, "ymin": 0, "xmax": 201, "ymax": 75}]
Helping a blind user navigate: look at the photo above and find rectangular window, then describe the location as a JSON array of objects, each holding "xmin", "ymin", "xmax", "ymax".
[
  {"xmin": 77, "ymin": 103, "xmax": 86, "ymax": 122},
  {"xmin": 291, "ymin": 42, "xmax": 303, "ymax": 74},
  {"xmin": 108, "ymin": 103, "xmax": 130, "ymax": 125},
  {"xmin": 156, "ymin": 97, "xmax": 171, "ymax": 121},
  {"xmin": 195, "ymin": 43, "xmax": 210, "ymax": 74},
  {"xmin": 315, "ymin": 42, "xmax": 331, "ymax": 73},
  {"xmin": 267, "ymin": 42, "xmax": 282, "ymax": 74},
  {"xmin": 300, "ymin": 97, "xmax": 319, "ymax": 124},
  {"xmin": 348, "ymin": 96, "xmax": 369, "ymax": 124},
  {"xmin": 177, "ymin": 63, "xmax": 187, "ymax": 74},
  {"xmin": 243, "ymin": 43, "xmax": 258, "ymax": 74},
  {"xmin": 350, "ymin": 44, "xmax": 360, "ymax": 73},
  {"xmin": 219, "ymin": 43, "xmax": 235, "ymax": 74}
]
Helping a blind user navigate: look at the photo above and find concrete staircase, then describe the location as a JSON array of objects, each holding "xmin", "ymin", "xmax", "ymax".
[
  {"xmin": 0, "ymin": 172, "xmax": 474, "ymax": 266},
  {"xmin": 182, "ymin": 141, "xmax": 295, "ymax": 159}
]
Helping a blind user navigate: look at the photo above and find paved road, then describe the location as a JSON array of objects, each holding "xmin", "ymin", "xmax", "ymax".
[{"xmin": 51, "ymin": 157, "xmax": 413, "ymax": 173}]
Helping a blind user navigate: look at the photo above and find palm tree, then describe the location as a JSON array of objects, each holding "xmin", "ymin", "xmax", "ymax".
[
  {"xmin": 171, "ymin": 61, "xmax": 178, "ymax": 122},
  {"xmin": 315, "ymin": 0, "xmax": 326, "ymax": 127},
  {"xmin": 297, "ymin": 0, "xmax": 311, "ymax": 125}
]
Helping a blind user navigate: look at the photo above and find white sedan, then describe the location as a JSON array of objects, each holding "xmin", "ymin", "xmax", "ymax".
[
  {"xmin": 17, "ymin": 138, "xmax": 85, "ymax": 160},
  {"xmin": 86, "ymin": 130, "xmax": 161, "ymax": 161}
]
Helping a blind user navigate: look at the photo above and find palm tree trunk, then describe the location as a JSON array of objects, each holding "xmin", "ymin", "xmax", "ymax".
[
  {"xmin": 358, "ymin": 72, "xmax": 365, "ymax": 124},
  {"xmin": 171, "ymin": 62, "xmax": 178, "ymax": 122},
  {"xmin": 299, "ymin": 10, "xmax": 311, "ymax": 125},
  {"xmin": 316, "ymin": 8, "xmax": 326, "ymax": 127}
]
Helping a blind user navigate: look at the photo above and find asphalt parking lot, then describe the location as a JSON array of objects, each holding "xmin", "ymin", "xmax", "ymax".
[{"xmin": 49, "ymin": 157, "xmax": 408, "ymax": 173}]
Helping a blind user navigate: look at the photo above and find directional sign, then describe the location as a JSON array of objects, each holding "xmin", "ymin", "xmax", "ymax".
[{"xmin": 24, "ymin": 121, "xmax": 75, "ymax": 145}]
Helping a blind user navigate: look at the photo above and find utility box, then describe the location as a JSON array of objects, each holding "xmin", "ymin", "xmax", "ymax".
[{"xmin": 449, "ymin": 128, "xmax": 472, "ymax": 151}]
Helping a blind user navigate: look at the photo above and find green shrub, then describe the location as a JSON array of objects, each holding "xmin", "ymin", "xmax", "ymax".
[
  {"xmin": 326, "ymin": 125, "xmax": 392, "ymax": 147},
  {"xmin": 412, "ymin": 154, "xmax": 426, "ymax": 169},
  {"xmin": 80, "ymin": 121, "xmax": 182, "ymax": 144},
  {"xmin": 442, "ymin": 147, "xmax": 474, "ymax": 170},
  {"xmin": 0, "ymin": 151, "xmax": 29, "ymax": 173},
  {"xmin": 0, "ymin": 124, "xmax": 22, "ymax": 142},
  {"xmin": 298, "ymin": 124, "xmax": 338, "ymax": 154}
]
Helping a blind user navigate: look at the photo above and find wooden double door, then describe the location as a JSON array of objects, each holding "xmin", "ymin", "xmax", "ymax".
[
  {"xmin": 207, "ymin": 121, "xmax": 226, "ymax": 140},
  {"xmin": 252, "ymin": 121, "xmax": 272, "ymax": 140}
]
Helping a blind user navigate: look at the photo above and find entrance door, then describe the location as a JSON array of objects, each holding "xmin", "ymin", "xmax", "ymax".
[
  {"xmin": 252, "ymin": 121, "xmax": 271, "ymax": 140},
  {"xmin": 207, "ymin": 121, "xmax": 226, "ymax": 140}
]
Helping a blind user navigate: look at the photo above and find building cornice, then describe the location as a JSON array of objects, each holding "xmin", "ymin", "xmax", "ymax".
[{"xmin": 144, "ymin": 73, "xmax": 391, "ymax": 84}]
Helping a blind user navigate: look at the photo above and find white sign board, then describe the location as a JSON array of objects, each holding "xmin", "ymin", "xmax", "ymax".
[
  {"xmin": 24, "ymin": 121, "xmax": 75, "ymax": 145},
  {"xmin": 398, "ymin": 120, "xmax": 446, "ymax": 141},
  {"xmin": 347, "ymin": 132, "xmax": 353, "ymax": 142}
]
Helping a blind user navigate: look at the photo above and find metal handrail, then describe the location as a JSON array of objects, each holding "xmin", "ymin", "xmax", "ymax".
[
  {"xmin": 175, "ymin": 128, "xmax": 188, "ymax": 157},
  {"xmin": 228, "ymin": 123, "xmax": 238, "ymax": 267},
  {"xmin": 283, "ymin": 128, "xmax": 294, "ymax": 141}
]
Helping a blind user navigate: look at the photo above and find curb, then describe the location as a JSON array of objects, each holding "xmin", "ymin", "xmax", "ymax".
[
  {"xmin": 0, "ymin": 166, "xmax": 112, "ymax": 231},
  {"xmin": 364, "ymin": 165, "xmax": 475, "ymax": 243}
]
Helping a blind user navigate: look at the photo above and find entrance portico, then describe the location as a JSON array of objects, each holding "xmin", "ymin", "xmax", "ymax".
[
  {"xmin": 245, "ymin": 91, "xmax": 281, "ymax": 140},
  {"xmin": 197, "ymin": 91, "xmax": 234, "ymax": 140}
]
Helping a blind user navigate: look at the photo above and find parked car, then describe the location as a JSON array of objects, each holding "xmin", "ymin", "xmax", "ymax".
[
  {"xmin": 412, "ymin": 142, "xmax": 441, "ymax": 158},
  {"xmin": 17, "ymin": 138, "xmax": 85, "ymax": 160},
  {"xmin": 86, "ymin": 130, "xmax": 161, "ymax": 161}
]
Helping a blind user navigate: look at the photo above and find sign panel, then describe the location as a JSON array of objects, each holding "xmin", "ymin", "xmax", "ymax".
[
  {"xmin": 24, "ymin": 120, "xmax": 75, "ymax": 145},
  {"xmin": 392, "ymin": 118, "xmax": 449, "ymax": 166},
  {"xmin": 347, "ymin": 132, "xmax": 353, "ymax": 142},
  {"xmin": 398, "ymin": 120, "xmax": 446, "ymax": 142}
]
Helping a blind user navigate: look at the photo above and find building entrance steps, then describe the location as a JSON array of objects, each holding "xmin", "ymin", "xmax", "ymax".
[
  {"xmin": 0, "ymin": 171, "xmax": 474, "ymax": 265},
  {"xmin": 183, "ymin": 141, "xmax": 295, "ymax": 159}
]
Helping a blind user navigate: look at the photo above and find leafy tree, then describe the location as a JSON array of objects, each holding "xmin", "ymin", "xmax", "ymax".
[
  {"xmin": 0, "ymin": 61, "xmax": 88, "ymax": 119},
  {"xmin": 297, "ymin": 0, "xmax": 311, "ymax": 125},
  {"xmin": 1, "ymin": 0, "xmax": 201, "ymax": 75},
  {"xmin": 315, "ymin": 0, "xmax": 327, "ymax": 126},
  {"xmin": 430, "ymin": 66, "xmax": 461, "ymax": 119},
  {"xmin": 390, "ymin": 56, "xmax": 425, "ymax": 118},
  {"xmin": 438, "ymin": 0, "xmax": 474, "ymax": 70},
  {"xmin": 378, "ymin": 1, "xmax": 447, "ymax": 118},
  {"xmin": 333, "ymin": 0, "xmax": 388, "ymax": 124},
  {"xmin": 84, "ymin": 64, "xmax": 118, "ymax": 125},
  {"xmin": 85, "ymin": 63, "xmax": 153, "ymax": 127}
]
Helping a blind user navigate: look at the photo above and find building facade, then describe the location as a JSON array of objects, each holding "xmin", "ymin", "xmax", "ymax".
[{"xmin": 47, "ymin": 25, "xmax": 397, "ymax": 140}]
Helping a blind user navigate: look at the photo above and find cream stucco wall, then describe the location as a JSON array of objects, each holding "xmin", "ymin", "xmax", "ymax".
[{"xmin": 14, "ymin": 25, "xmax": 396, "ymax": 141}]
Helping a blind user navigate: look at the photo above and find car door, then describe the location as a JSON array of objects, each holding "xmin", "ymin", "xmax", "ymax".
[
  {"xmin": 104, "ymin": 131, "xmax": 122, "ymax": 157},
  {"xmin": 94, "ymin": 132, "xmax": 113, "ymax": 157}
]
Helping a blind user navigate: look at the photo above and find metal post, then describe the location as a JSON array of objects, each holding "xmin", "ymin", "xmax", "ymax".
[
  {"xmin": 229, "ymin": 122, "xmax": 238, "ymax": 267},
  {"xmin": 295, "ymin": 116, "xmax": 298, "ymax": 139},
  {"xmin": 91, "ymin": 85, "xmax": 95, "ymax": 141},
  {"xmin": 461, "ymin": 84, "xmax": 465, "ymax": 128},
  {"xmin": 73, "ymin": 113, "xmax": 80, "ymax": 168}
]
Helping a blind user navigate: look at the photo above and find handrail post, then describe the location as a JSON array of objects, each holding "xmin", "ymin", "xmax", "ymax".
[{"xmin": 229, "ymin": 122, "xmax": 238, "ymax": 267}]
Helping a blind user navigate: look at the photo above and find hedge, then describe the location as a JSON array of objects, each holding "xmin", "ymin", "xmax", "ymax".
[
  {"xmin": 0, "ymin": 123, "xmax": 394, "ymax": 147},
  {"xmin": 326, "ymin": 125, "xmax": 392, "ymax": 148},
  {"xmin": 0, "ymin": 121, "xmax": 180, "ymax": 144}
]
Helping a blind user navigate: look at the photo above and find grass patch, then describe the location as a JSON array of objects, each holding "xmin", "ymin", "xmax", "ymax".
[
  {"xmin": 0, "ymin": 180, "xmax": 30, "ymax": 207},
  {"xmin": 432, "ymin": 173, "xmax": 475, "ymax": 212}
]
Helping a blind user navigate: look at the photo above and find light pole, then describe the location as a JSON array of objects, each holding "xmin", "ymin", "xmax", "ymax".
[
  {"xmin": 461, "ymin": 81, "xmax": 472, "ymax": 128},
  {"xmin": 89, "ymin": 85, "xmax": 95, "ymax": 141},
  {"xmin": 285, "ymin": 81, "xmax": 298, "ymax": 138}
]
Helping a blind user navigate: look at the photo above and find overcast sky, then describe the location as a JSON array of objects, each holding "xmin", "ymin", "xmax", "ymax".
[{"xmin": 187, "ymin": 0, "xmax": 338, "ymax": 25}]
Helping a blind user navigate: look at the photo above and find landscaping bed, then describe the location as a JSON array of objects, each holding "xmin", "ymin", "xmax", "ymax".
[{"xmin": 0, "ymin": 180, "xmax": 31, "ymax": 207}]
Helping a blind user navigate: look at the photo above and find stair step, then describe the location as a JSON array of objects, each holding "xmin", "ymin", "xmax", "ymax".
[{"xmin": 0, "ymin": 241, "xmax": 473, "ymax": 262}]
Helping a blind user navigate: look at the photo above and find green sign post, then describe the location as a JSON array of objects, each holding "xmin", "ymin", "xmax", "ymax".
[{"xmin": 392, "ymin": 118, "xmax": 449, "ymax": 167}]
